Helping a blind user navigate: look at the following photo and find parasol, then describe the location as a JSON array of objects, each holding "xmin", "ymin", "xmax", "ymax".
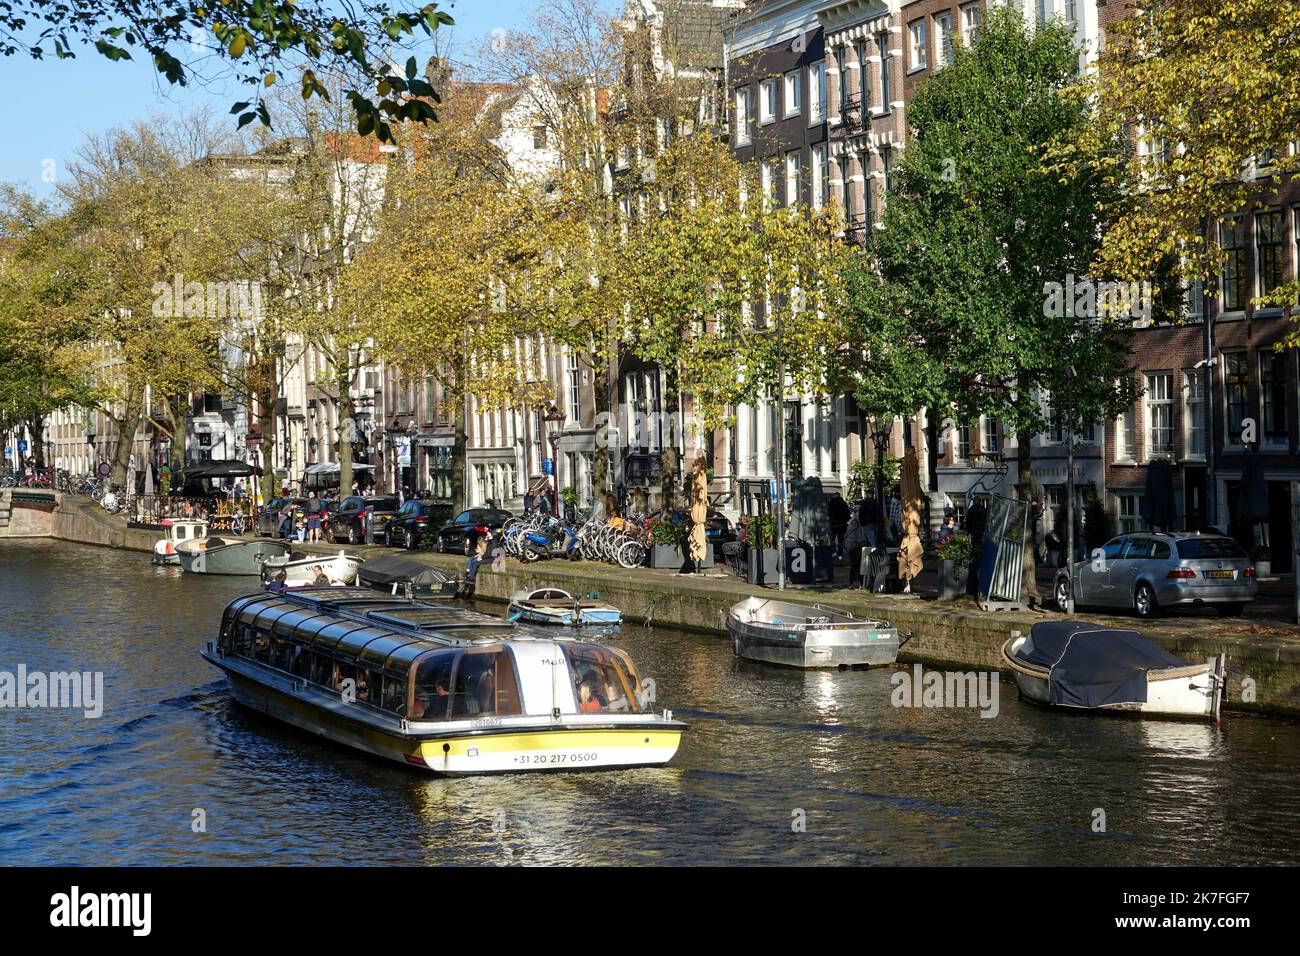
[
  {"xmin": 896, "ymin": 446, "xmax": 924, "ymax": 587},
  {"xmin": 688, "ymin": 457, "xmax": 709, "ymax": 566}
]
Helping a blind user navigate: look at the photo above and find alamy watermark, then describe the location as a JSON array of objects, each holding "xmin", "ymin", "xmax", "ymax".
[
  {"xmin": 0, "ymin": 665, "xmax": 103, "ymax": 718},
  {"xmin": 1042, "ymin": 274, "xmax": 1152, "ymax": 323},
  {"xmin": 890, "ymin": 663, "xmax": 1000, "ymax": 718},
  {"xmin": 151, "ymin": 272, "xmax": 263, "ymax": 319}
]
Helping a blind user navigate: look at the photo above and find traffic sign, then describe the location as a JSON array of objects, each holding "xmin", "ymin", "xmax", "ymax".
[
  {"xmin": 2, "ymin": 447, "xmax": 11, "ymax": 457},
  {"xmin": 97, "ymin": 462, "xmax": 111, "ymax": 477},
  {"xmin": 542, "ymin": 457, "xmax": 554, "ymax": 476},
  {"xmin": 17, "ymin": 440, "xmax": 27, "ymax": 453}
]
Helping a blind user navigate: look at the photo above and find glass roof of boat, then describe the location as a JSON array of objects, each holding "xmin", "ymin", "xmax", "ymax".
[{"xmin": 364, "ymin": 607, "xmax": 507, "ymax": 631}]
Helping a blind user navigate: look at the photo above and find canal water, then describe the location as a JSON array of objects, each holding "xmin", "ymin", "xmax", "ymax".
[{"xmin": 2, "ymin": 537, "xmax": 1299, "ymax": 865}]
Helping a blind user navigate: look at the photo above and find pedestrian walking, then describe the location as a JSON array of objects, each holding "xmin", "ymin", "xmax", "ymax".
[
  {"xmin": 964, "ymin": 496, "xmax": 988, "ymax": 597},
  {"xmin": 887, "ymin": 489, "xmax": 903, "ymax": 544},
  {"xmin": 827, "ymin": 492, "xmax": 850, "ymax": 559},
  {"xmin": 305, "ymin": 491, "xmax": 323, "ymax": 543}
]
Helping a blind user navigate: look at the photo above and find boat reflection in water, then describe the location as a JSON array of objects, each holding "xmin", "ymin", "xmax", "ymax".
[{"xmin": 201, "ymin": 588, "xmax": 686, "ymax": 775}]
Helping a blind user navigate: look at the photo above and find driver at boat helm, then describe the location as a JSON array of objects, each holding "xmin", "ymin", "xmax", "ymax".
[{"xmin": 576, "ymin": 679, "xmax": 602, "ymax": 713}]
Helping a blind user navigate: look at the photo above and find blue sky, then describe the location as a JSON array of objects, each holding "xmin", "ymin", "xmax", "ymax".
[{"xmin": 0, "ymin": 0, "xmax": 543, "ymax": 196}]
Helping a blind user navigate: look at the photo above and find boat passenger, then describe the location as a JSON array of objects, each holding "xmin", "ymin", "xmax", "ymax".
[
  {"xmin": 267, "ymin": 570, "xmax": 289, "ymax": 593},
  {"xmin": 577, "ymin": 680, "xmax": 602, "ymax": 714},
  {"xmin": 312, "ymin": 565, "xmax": 330, "ymax": 586}
]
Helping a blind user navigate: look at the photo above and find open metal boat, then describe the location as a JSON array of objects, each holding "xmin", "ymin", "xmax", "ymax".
[
  {"xmin": 177, "ymin": 536, "xmax": 292, "ymax": 575},
  {"xmin": 507, "ymin": 588, "xmax": 622, "ymax": 626},
  {"xmin": 1001, "ymin": 621, "xmax": 1225, "ymax": 720},
  {"xmin": 261, "ymin": 550, "xmax": 363, "ymax": 588},
  {"xmin": 201, "ymin": 588, "xmax": 684, "ymax": 775},
  {"xmin": 726, "ymin": 596, "xmax": 901, "ymax": 668}
]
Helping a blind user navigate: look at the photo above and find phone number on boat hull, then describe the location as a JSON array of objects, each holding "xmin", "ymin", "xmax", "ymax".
[{"xmin": 513, "ymin": 752, "xmax": 601, "ymax": 766}]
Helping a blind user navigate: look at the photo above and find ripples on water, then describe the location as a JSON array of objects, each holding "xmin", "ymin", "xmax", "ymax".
[{"xmin": 1, "ymin": 537, "xmax": 1298, "ymax": 865}]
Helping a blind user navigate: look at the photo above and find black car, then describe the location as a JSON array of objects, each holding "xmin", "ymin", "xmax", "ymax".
[
  {"xmin": 385, "ymin": 500, "xmax": 451, "ymax": 549},
  {"xmin": 648, "ymin": 508, "xmax": 736, "ymax": 544},
  {"xmin": 330, "ymin": 495, "xmax": 400, "ymax": 544},
  {"xmin": 434, "ymin": 508, "xmax": 513, "ymax": 554},
  {"xmin": 256, "ymin": 497, "xmax": 306, "ymax": 537}
]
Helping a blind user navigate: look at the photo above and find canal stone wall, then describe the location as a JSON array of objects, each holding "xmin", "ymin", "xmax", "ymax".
[
  {"xmin": 39, "ymin": 496, "xmax": 1300, "ymax": 717},
  {"xmin": 0, "ymin": 489, "xmax": 56, "ymax": 537}
]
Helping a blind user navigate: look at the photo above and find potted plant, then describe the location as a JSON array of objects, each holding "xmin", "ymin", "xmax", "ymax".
[
  {"xmin": 1251, "ymin": 544, "xmax": 1272, "ymax": 578},
  {"xmin": 741, "ymin": 513, "xmax": 781, "ymax": 585},
  {"xmin": 560, "ymin": 486, "xmax": 579, "ymax": 522},
  {"xmin": 936, "ymin": 532, "xmax": 973, "ymax": 600},
  {"xmin": 645, "ymin": 515, "xmax": 689, "ymax": 569}
]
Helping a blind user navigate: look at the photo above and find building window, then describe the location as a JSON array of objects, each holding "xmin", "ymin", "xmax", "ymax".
[
  {"xmin": 1220, "ymin": 218, "xmax": 1249, "ymax": 311},
  {"xmin": 863, "ymin": 174, "xmax": 874, "ymax": 233},
  {"xmin": 783, "ymin": 70, "xmax": 801, "ymax": 117},
  {"xmin": 961, "ymin": 3, "xmax": 983, "ymax": 46},
  {"xmin": 785, "ymin": 150, "xmax": 802, "ymax": 206},
  {"xmin": 734, "ymin": 87, "xmax": 752, "ymax": 145},
  {"xmin": 854, "ymin": 38, "xmax": 868, "ymax": 107},
  {"xmin": 811, "ymin": 143, "xmax": 827, "ymax": 210},
  {"xmin": 1115, "ymin": 404, "xmax": 1137, "ymax": 462},
  {"xmin": 1144, "ymin": 372, "xmax": 1173, "ymax": 459},
  {"xmin": 876, "ymin": 34, "xmax": 890, "ymax": 110},
  {"xmin": 936, "ymin": 13, "xmax": 954, "ymax": 67},
  {"xmin": 424, "ymin": 375, "xmax": 435, "ymax": 424},
  {"xmin": 1260, "ymin": 350, "xmax": 1288, "ymax": 447},
  {"xmin": 567, "ymin": 351, "xmax": 581, "ymax": 424},
  {"xmin": 1117, "ymin": 493, "xmax": 1144, "ymax": 534},
  {"xmin": 880, "ymin": 146, "xmax": 893, "ymax": 193},
  {"xmin": 759, "ymin": 78, "xmax": 778, "ymax": 124},
  {"xmin": 837, "ymin": 155, "xmax": 851, "ymax": 214},
  {"xmin": 1256, "ymin": 208, "xmax": 1286, "ymax": 297},
  {"xmin": 981, "ymin": 416, "xmax": 998, "ymax": 455},
  {"xmin": 1065, "ymin": 0, "xmax": 1078, "ymax": 24},
  {"xmin": 952, "ymin": 422, "xmax": 970, "ymax": 462},
  {"xmin": 909, "ymin": 19, "xmax": 928, "ymax": 71},
  {"xmin": 836, "ymin": 47, "xmax": 848, "ymax": 112},
  {"xmin": 1223, "ymin": 350, "xmax": 1249, "ymax": 444},
  {"xmin": 533, "ymin": 126, "xmax": 548, "ymax": 149},
  {"xmin": 808, "ymin": 60, "xmax": 826, "ymax": 123},
  {"xmin": 1184, "ymin": 276, "xmax": 1204, "ymax": 322},
  {"xmin": 760, "ymin": 157, "xmax": 778, "ymax": 207},
  {"xmin": 1182, "ymin": 370, "xmax": 1205, "ymax": 459}
]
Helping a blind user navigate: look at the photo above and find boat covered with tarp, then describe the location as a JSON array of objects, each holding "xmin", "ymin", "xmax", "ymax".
[
  {"xmin": 356, "ymin": 554, "xmax": 460, "ymax": 597},
  {"xmin": 1001, "ymin": 621, "xmax": 1224, "ymax": 719}
]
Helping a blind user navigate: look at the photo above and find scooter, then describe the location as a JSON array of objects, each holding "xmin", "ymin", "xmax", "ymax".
[{"xmin": 520, "ymin": 515, "xmax": 582, "ymax": 562}]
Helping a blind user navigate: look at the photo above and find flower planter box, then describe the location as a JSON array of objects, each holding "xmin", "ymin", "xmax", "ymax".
[
  {"xmin": 647, "ymin": 543, "xmax": 713, "ymax": 570},
  {"xmin": 939, "ymin": 559, "xmax": 966, "ymax": 600},
  {"xmin": 1256, "ymin": 560, "xmax": 1272, "ymax": 578},
  {"xmin": 785, "ymin": 543, "xmax": 834, "ymax": 584},
  {"xmin": 747, "ymin": 547, "xmax": 781, "ymax": 585}
]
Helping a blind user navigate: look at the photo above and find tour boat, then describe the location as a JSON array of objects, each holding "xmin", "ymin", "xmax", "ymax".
[
  {"xmin": 261, "ymin": 550, "xmax": 363, "ymax": 588},
  {"xmin": 152, "ymin": 519, "xmax": 209, "ymax": 565},
  {"xmin": 1000, "ymin": 621, "xmax": 1225, "ymax": 720},
  {"xmin": 177, "ymin": 536, "xmax": 292, "ymax": 575},
  {"xmin": 726, "ymin": 596, "xmax": 902, "ymax": 668},
  {"xmin": 200, "ymin": 588, "xmax": 685, "ymax": 775},
  {"xmin": 507, "ymin": 588, "xmax": 622, "ymax": 626}
]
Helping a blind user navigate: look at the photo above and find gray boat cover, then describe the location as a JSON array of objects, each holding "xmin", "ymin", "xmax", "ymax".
[
  {"xmin": 1020, "ymin": 621, "xmax": 1189, "ymax": 708},
  {"xmin": 356, "ymin": 556, "xmax": 457, "ymax": 591}
]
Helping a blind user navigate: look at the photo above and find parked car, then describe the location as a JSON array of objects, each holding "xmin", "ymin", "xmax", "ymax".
[
  {"xmin": 1055, "ymin": 532, "xmax": 1258, "ymax": 619},
  {"xmin": 256, "ymin": 497, "xmax": 306, "ymax": 537},
  {"xmin": 646, "ymin": 508, "xmax": 736, "ymax": 544},
  {"xmin": 434, "ymin": 508, "xmax": 513, "ymax": 554},
  {"xmin": 385, "ymin": 500, "xmax": 451, "ymax": 549},
  {"xmin": 330, "ymin": 495, "xmax": 400, "ymax": 545}
]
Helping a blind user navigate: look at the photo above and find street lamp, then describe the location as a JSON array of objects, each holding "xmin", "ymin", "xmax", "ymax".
[{"xmin": 543, "ymin": 404, "xmax": 565, "ymax": 516}]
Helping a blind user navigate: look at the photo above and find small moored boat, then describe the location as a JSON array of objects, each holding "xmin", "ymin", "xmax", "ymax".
[
  {"xmin": 200, "ymin": 588, "xmax": 684, "ymax": 774},
  {"xmin": 261, "ymin": 550, "xmax": 363, "ymax": 588},
  {"xmin": 507, "ymin": 588, "xmax": 622, "ymax": 626},
  {"xmin": 178, "ymin": 536, "xmax": 292, "ymax": 575},
  {"xmin": 726, "ymin": 596, "xmax": 901, "ymax": 668},
  {"xmin": 1001, "ymin": 621, "xmax": 1225, "ymax": 720},
  {"xmin": 152, "ymin": 519, "xmax": 209, "ymax": 565},
  {"xmin": 356, "ymin": 555, "xmax": 461, "ymax": 598}
]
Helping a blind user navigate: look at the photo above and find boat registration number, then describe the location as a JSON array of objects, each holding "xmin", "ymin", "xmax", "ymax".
[
  {"xmin": 513, "ymin": 752, "xmax": 600, "ymax": 766},
  {"xmin": 1206, "ymin": 570, "xmax": 1234, "ymax": 579}
]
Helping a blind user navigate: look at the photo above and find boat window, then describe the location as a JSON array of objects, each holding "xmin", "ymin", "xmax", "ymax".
[
  {"xmin": 253, "ymin": 629, "xmax": 273, "ymax": 664},
  {"xmin": 335, "ymin": 663, "xmax": 358, "ymax": 698},
  {"xmin": 357, "ymin": 669, "xmax": 380, "ymax": 705},
  {"xmin": 563, "ymin": 645, "xmax": 637, "ymax": 714},
  {"xmin": 310, "ymin": 653, "xmax": 336, "ymax": 688},
  {"xmin": 234, "ymin": 624, "xmax": 252, "ymax": 657},
  {"xmin": 411, "ymin": 649, "xmax": 458, "ymax": 720},
  {"xmin": 450, "ymin": 647, "xmax": 522, "ymax": 718},
  {"xmin": 381, "ymin": 676, "xmax": 407, "ymax": 715}
]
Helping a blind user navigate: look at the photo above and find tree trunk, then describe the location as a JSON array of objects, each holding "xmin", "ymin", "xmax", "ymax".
[
  {"xmin": 659, "ymin": 363, "xmax": 680, "ymax": 510},
  {"xmin": 110, "ymin": 388, "xmax": 145, "ymax": 489},
  {"xmin": 258, "ymin": 387, "xmax": 277, "ymax": 503},
  {"xmin": 168, "ymin": 396, "xmax": 190, "ymax": 481},
  {"xmin": 1016, "ymin": 430, "xmax": 1040, "ymax": 605},
  {"xmin": 28, "ymin": 416, "xmax": 46, "ymax": 471},
  {"xmin": 337, "ymin": 365, "xmax": 354, "ymax": 497},
  {"xmin": 592, "ymin": 348, "xmax": 613, "ymax": 502},
  {"xmin": 451, "ymin": 392, "xmax": 467, "ymax": 514}
]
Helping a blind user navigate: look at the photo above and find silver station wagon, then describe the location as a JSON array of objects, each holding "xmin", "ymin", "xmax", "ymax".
[{"xmin": 1054, "ymin": 532, "xmax": 1258, "ymax": 619}]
